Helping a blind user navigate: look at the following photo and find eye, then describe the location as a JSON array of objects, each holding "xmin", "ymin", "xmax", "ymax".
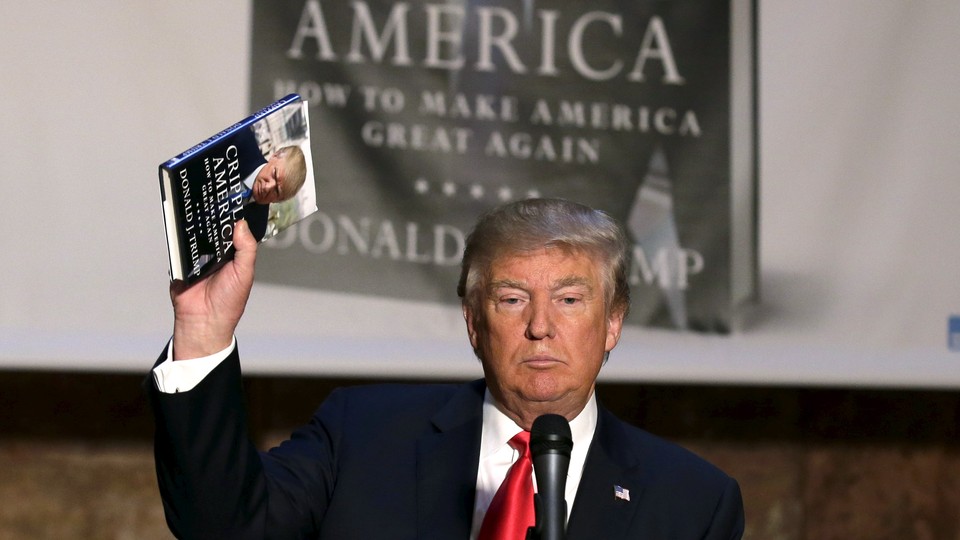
[{"xmin": 495, "ymin": 293, "xmax": 526, "ymax": 309}]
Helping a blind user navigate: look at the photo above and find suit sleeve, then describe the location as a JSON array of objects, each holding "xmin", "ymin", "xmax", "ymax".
[
  {"xmin": 703, "ymin": 476, "xmax": 745, "ymax": 540},
  {"xmin": 149, "ymin": 345, "xmax": 340, "ymax": 539}
]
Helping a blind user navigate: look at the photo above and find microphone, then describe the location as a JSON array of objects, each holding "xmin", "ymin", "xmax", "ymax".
[{"xmin": 529, "ymin": 414, "xmax": 573, "ymax": 540}]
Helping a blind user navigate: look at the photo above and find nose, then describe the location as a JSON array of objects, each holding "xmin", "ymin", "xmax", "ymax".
[{"xmin": 525, "ymin": 298, "xmax": 556, "ymax": 340}]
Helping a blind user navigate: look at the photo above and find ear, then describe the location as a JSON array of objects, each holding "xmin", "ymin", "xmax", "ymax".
[{"xmin": 604, "ymin": 307, "xmax": 625, "ymax": 353}]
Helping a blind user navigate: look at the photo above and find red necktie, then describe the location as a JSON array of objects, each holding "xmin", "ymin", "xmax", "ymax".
[{"xmin": 478, "ymin": 431, "xmax": 534, "ymax": 540}]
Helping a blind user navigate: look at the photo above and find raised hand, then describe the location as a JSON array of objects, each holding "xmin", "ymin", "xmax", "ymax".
[{"xmin": 170, "ymin": 220, "xmax": 258, "ymax": 360}]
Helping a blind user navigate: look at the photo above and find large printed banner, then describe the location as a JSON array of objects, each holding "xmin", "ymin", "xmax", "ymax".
[{"xmin": 250, "ymin": 0, "xmax": 757, "ymax": 332}]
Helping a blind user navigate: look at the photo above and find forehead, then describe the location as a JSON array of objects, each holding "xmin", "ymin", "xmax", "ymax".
[{"xmin": 487, "ymin": 247, "xmax": 601, "ymax": 287}]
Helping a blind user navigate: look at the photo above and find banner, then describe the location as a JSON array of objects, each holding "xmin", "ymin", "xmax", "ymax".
[{"xmin": 249, "ymin": 0, "xmax": 758, "ymax": 332}]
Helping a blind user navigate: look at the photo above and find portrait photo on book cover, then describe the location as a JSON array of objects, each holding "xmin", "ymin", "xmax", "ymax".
[{"xmin": 233, "ymin": 101, "xmax": 315, "ymax": 242}]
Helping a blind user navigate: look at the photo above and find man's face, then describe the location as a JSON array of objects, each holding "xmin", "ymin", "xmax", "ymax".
[
  {"xmin": 252, "ymin": 151, "xmax": 287, "ymax": 204},
  {"xmin": 465, "ymin": 247, "xmax": 624, "ymax": 428}
]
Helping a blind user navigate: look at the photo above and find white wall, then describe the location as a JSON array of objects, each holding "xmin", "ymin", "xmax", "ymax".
[{"xmin": 1, "ymin": 1, "xmax": 958, "ymax": 387}]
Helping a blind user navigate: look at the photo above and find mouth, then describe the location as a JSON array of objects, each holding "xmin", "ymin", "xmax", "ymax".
[{"xmin": 522, "ymin": 355, "xmax": 563, "ymax": 369}]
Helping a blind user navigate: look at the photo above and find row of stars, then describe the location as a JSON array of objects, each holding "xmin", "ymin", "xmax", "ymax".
[{"xmin": 412, "ymin": 178, "xmax": 542, "ymax": 202}]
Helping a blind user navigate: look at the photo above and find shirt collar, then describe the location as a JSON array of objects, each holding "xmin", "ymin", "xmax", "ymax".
[
  {"xmin": 243, "ymin": 164, "xmax": 266, "ymax": 191},
  {"xmin": 479, "ymin": 388, "xmax": 598, "ymax": 459}
]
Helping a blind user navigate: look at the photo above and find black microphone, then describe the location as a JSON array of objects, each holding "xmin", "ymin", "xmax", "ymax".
[{"xmin": 529, "ymin": 414, "xmax": 573, "ymax": 540}]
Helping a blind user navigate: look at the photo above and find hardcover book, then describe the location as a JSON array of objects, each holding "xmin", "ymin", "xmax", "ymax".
[{"xmin": 158, "ymin": 94, "xmax": 317, "ymax": 283}]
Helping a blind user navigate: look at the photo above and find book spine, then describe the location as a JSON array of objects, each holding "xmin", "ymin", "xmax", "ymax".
[
  {"xmin": 159, "ymin": 169, "xmax": 186, "ymax": 280},
  {"xmin": 160, "ymin": 93, "xmax": 301, "ymax": 169}
]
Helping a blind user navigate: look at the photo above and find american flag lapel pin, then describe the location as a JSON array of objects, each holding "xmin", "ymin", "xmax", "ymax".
[{"xmin": 613, "ymin": 485, "xmax": 630, "ymax": 502}]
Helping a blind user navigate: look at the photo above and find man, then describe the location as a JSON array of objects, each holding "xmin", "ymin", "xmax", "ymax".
[
  {"xmin": 237, "ymin": 144, "xmax": 308, "ymax": 241},
  {"xmin": 150, "ymin": 198, "xmax": 744, "ymax": 539}
]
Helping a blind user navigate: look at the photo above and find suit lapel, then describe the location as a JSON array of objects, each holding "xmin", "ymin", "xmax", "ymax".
[
  {"xmin": 416, "ymin": 380, "xmax": 485, "ymax": 539},
  {"xmin": 565, "ymin": 406, "xmax": 645, "ymax": 540}
]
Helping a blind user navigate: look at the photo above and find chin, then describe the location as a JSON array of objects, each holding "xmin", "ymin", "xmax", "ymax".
[{"xmin": 520, "ymin": 374, "xmax": 570, "ymax": 403}]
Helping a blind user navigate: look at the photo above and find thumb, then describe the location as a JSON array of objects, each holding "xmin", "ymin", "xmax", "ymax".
[{"xmin": 233, "ymin": 219, "xmax": 259, "ymax": 271}]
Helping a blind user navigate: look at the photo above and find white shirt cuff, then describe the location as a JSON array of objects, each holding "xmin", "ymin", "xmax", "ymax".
[{"xmin": 152, "ymin": 337, "xmax": 236, "ymax": 394}]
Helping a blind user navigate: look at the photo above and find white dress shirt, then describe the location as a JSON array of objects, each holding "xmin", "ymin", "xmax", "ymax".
[
  {"xmin": 242, "ymin": 164, "xmax": 264, "ymax": 198},
  {"xmin": 470, "ymin": 390, "xmax": 597, "ymax": 539},
  {"xmin": 152, "ymin": 338, "xmax": 234, "ymax": 393}
]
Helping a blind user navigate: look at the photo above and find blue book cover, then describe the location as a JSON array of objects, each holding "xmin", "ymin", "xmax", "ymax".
[{"xmin": 159, "ymin": 94, "xmax": 317, "ymax": 283}]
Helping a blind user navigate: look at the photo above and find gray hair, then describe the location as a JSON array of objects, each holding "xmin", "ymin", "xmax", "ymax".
[{"xmin": 457, "ymin": 198, "xmax": 630, "ymax": 318}]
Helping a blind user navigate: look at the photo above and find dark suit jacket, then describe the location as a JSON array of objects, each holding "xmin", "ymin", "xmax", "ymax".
[
  {"xmin": 230, "ymin": 126, "xmax": 269, "ymax": 180},
  {"xmin": 227, "ymin": 126, "xmax": 271, "ymax": 241},
  {"xmin": 150, "ymin": 347, "xmax": 743, "ymax": 539},
  {"xmin": 243, "ymin": 202, "xmax": 270, "ymax": 242}
]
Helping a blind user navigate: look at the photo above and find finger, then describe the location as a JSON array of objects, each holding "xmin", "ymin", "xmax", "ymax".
[
  {"xmin": 233, "ymin": 220, "xmax": 259, "ymax": 270},
  {"xmin": 169, "ymin": 278, "xmax": 188, "ymax": 303}
]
